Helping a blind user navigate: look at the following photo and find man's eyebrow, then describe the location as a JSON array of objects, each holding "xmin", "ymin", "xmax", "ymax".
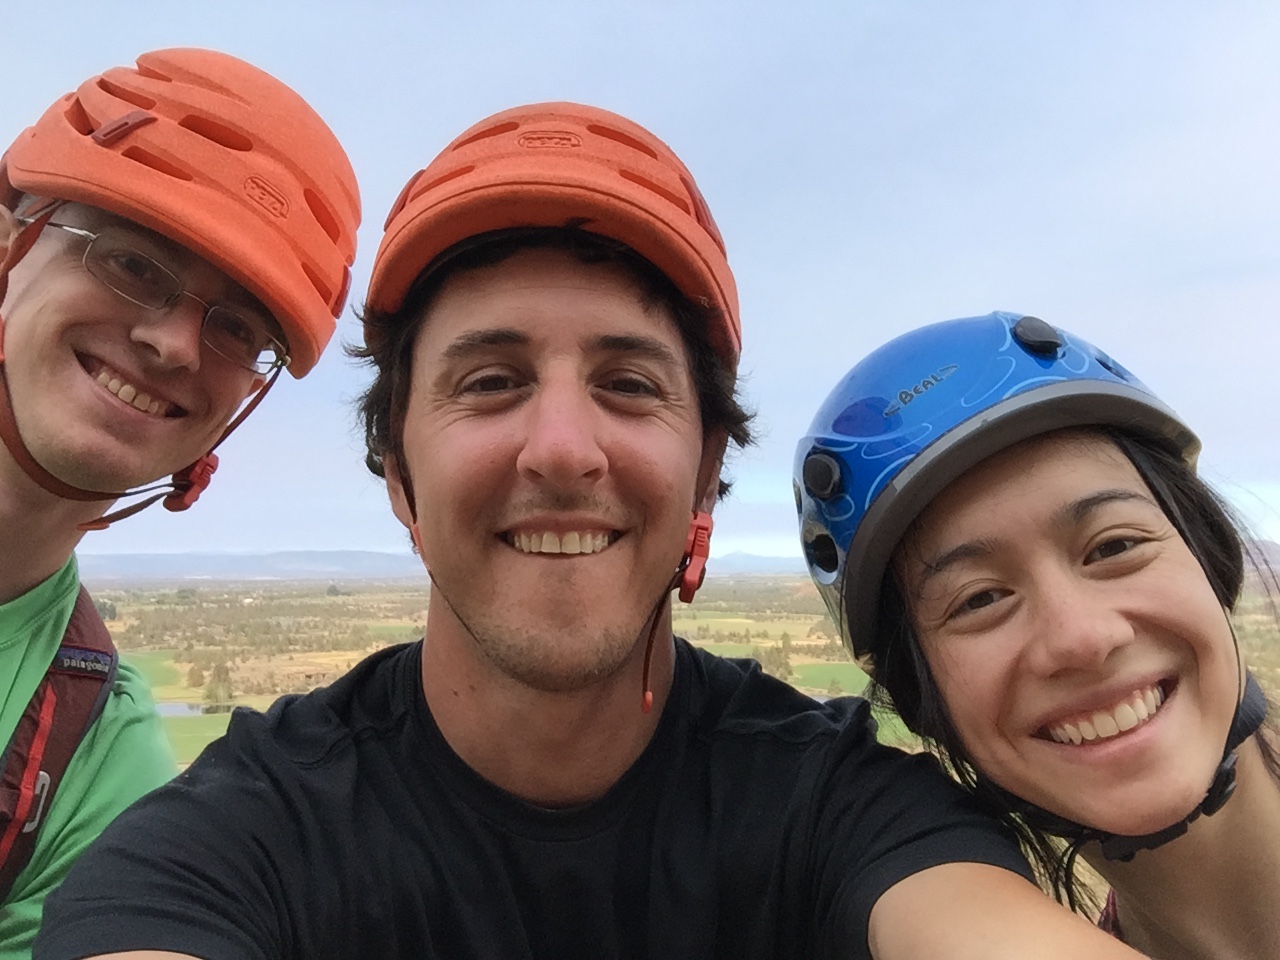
[
  {"xmin": 1059, "ymin": 489, "xmax": 1156, "ymax": 526},
  {"xmin": 590, "ymin": 334, "xmax": 681, "ymax": 367},
  {"xmin": 441, "ymin": 328, "xmax": 530, "ymax": 360}
]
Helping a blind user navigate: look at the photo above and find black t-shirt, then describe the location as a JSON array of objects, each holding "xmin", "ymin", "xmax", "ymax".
[{"xmin": 36, "ymin": 640, "xmax": 1030, "ymax": 960}]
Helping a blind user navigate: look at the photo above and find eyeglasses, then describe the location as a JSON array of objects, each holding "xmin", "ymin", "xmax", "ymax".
[{"xmin": 32, "ymin": 220, "xmax": 289, "ymax": 375}]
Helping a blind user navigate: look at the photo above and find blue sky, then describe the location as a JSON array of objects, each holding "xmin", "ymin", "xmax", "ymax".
[{"xmin": 5, "ymin": 1, "xmax": 1279, "ymax": 556}]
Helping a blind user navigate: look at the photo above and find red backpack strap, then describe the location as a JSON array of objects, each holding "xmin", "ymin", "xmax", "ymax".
[{"xmin": 0, "ymin": 586, "xmax": 117, "ymax": 902}]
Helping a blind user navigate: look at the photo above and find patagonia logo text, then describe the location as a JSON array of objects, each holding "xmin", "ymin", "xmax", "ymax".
[
  {"xmin": 518, "ymin": 131, "xmax": 582, "ymax": 149},
  {"xmin": 51, "ymin": 647, "xmax": 113, "ymax": 678},
  {"xmin": 884, "ymin": 364, "xmax": 959, "ymax": 416},
  {"xmin": 245, "ymin": 176, "xmax": 289, "ymax": 218}
]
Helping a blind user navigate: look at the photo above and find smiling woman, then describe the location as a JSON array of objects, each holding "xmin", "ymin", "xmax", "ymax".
[{"xmin": 796, "ymin": 312, "xmax": 1280, "ymax": 960}]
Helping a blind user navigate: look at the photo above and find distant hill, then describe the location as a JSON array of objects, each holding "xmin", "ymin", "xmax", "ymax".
[
  {"xmin": 704, "ymin": 552, "xmax": 807, "ymax": 576},
  {"xmin": 77, "ymin": 541, "xmax": 1275, "ymax": 584},
  {"xmin": 76, "ymin": 549, "xmax": 808, "ymax": 582},
  {"xmin": 78, "ymin": 551, "xmax": 424, "ymax": 582}
]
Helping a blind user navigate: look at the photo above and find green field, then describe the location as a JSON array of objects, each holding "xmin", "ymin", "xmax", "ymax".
[
  {"xmin": 672, "ymin": 616, "xmax": 818, "ymax": 640},
  {"xmin": 163, "ymin": 713, "xmax": 234, "ymax": 765},
  {"xmin": 122, "ymin": 650, "xmax": 181, "ymax": 689},
  {"xmin": 367, "ymin": 623, "xmax": 421, "ymax": 638},
  {"xmin": 869, "ymin": 708, "xmax": 915, "ymax": 747},
  {"xmin": 791, "ymin": 661, "xmax": 870, "ymax": 695}
]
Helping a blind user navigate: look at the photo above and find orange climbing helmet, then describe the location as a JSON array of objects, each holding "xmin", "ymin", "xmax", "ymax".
[
  {"xmin": 1, "ymin": 47, "xmax": 360, "ymax": 376},
  {"xmin": 366, "ymin": 102, "xmax": 740, "ymax": 370}
]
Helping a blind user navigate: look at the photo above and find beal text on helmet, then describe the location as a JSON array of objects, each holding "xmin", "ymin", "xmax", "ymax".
[{"xmin": 884, "ymin": 364, "xmax": 959, "ymax": 417}]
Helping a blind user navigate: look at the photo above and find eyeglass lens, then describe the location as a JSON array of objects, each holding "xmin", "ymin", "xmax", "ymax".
[{"xmin": 83, "ymin": 233, "xmax": 285, "ymax": 373}]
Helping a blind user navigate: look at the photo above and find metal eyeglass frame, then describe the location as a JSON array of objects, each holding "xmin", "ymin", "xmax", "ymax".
[{"xmin": 22, "ymin": 218, "xmax": 290, "ymax": 375}]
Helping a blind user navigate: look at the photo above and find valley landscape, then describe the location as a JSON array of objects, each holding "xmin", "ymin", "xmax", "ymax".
[{"xmin": 82, "ymin": 550, "xmax": 1280, "ymax": 765}]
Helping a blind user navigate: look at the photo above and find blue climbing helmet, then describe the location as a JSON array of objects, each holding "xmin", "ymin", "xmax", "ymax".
[
  {"xmin": 794, "ymin": 311, "xmax": 1199, "ymax": 673},
  {"xmin": 795, "ymin": 311, "xmax": 1279, "ymax": 866}
]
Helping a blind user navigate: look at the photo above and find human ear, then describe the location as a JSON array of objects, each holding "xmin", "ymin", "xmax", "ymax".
[
  {"xmin": 694, "ymin": 427, "xmax": 729, "ymax": 514},
  {"xmin": 382, "ymin": 454, "xmax": 416, "ymax": 532},
  {"xmin": 0, "ymin": 206, "xmax": 18, "ymax": 256}
]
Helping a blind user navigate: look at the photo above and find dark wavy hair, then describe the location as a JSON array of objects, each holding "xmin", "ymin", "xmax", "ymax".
[
  {"xmin": 349, "ymin": 226, "xmax": 754, "ymax": 498},
  {"xmin": 863, "ymin": 426, "xmax": 1280, "ymax": 906}
]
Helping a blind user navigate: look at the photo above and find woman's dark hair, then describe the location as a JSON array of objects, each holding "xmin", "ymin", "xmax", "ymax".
[
  {"xmin": 864, "ymin": 426, "xmax": 1280, "ymax": 906},
  {"xmin": 350, "ymin": 226, "xmax": 754, "ymax": 498}
]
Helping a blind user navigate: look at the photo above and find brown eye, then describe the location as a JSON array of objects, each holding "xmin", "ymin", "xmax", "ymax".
[
  {"xmin": 208, "ymin": 312, "xmax": 260, "ymax": 349},
  {"xmin": 99, "ymin": 247, "xmax": 172, "ymax": 298},
  {"xmin": 1087, "ymin": 538, "xmax": 1138, "ymax": 562},
  {"xmin": 962, "ymin": 590, "xmax": 997, "ymax": 612},
  {"xmin": 606, "ymin": 376, "xmax": 657, "ymax": 396},
  {"xmin": 463, "ymin": 373, "xmax": 518, "ymax": 394},
  {"xmin": 946, "ymin": 587, "xmax": 1007, "ymax": 623}
]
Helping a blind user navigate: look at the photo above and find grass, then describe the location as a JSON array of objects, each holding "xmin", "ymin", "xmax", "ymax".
[
  {"xmin": 162, "ymin": 713, "xmax": 233, "ymax": 766},
  {"xmin": 366, "ymin": 623, "xmax": 421, "ymax": 637},
  {"xmin": 791, "ymin": 661, "xmax": 870, "ymax": 695},
  {"xmin": 672, "ymin": 616, "xmax": 817, "ymax": 639},
  {"xmin": 870, "ymin": 708, "xmax": 916, "ymax": 748},
  {"xmin": 122, "ymin": 650, "xmax": 181, "ymax": 689}
]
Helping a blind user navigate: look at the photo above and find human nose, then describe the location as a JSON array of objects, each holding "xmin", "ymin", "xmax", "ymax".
[
  {"xmin": 130, "ymin": 292, "xmax": 205, "ymax": 371},
  {"xmin": 515, "ymin": 378, "xmax": 608, "ymax": 490},
  {"xmin": 1025, "ymin": 571, "xmax": 1134, "ymax": 675}
]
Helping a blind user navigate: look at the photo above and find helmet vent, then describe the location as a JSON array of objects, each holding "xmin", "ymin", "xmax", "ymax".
[
  {"xmin": 452, "ymin": 121, "xmax": 519, "ymax": 151},
  {"xmin": 122, "ymin": 146, "xmax": 194, "ymax": 181},
  {"xmin": 63, "ymin": 98, "xmax": 94, "ymax": 136},
  {"xmin": 333, "ymin": 264, "xmax": 352, "ymax": 318},
  {"xmin": 134, "ymin": 62, "xmax": 173, "ymax": 82},
  {"xmin": 618, "ymin": 170, "xmax": 690, "ymax": 215},
  {"xmin": 384, "ymin": 169, "xmax": 423, "ymax": 231},
  {"xmin": 305, "ymin": 188, "xmax": 342, "ymax": 243},
  {"xmin": 805, "ymin": 533, "xmax": 840, "ymax": 574},
  {"xmin": 409, "ymin": 165, "xmax": 475, "ymax": 203},
  {"xmin": 96, "ymin": 77, "xmax": 157, "ymax": 112},
  {"xmin": 681, "ymin": 174, "xmax": 727, "ymax": 254},
  {"xmin": 179, "ymin": 115, "xmax": 252, "ymax": 152},
  {"xmin": 1011, "ymin": 315, "xmax": 1062, "ymax": 357},
  {"xmin": 586, "ymin": 124, "xmax": 659, "ymax": 160},
  {"xmin": 803, "ymin": 453, "xmax": 842, "ymax": 500},
  {"xmin": 1096, "ymin": 353, "xmax": 1127, "ymax": 380},
  {"xmin": 301, "ymin": 260, "xmax": 333, "ymax": 304}
]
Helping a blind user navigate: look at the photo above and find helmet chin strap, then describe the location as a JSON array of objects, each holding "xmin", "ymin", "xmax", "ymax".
[
  {"xmin": 983, "ymin": 673, "xmax": 1268, "ymax": 863},
  {"xmin": 637, "ymin": 511, "xmax": 714, "ymax": 713},
  {"xmin": 0, "ymin": 205, "xmax": 280, "ymax": 531}
]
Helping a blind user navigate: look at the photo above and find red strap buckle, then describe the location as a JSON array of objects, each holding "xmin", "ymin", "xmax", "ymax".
[
  {"xmin": 678, "ymin": 511, "xmax": 714, "ymax": 603},
  {"xmin": 164, "ymin": 453, "xmax": 219, "ymax": 512}
]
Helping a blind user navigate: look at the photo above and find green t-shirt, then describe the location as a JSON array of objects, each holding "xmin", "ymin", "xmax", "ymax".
[{"xmin": 0, "ymin": 558, "xmax": 175, "ymax": 959}]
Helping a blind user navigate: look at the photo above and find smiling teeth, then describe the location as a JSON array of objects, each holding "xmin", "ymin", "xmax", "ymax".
[
  {"xmin": 511, "ymin": 531, "xmax": 611, "ymax": 555},
  {"xmin": 1048, "ymin": 685, "xmax": 1165, "ymax": 745},
  {"xmin": 95, "ymin": 368, "xmax": 164, "ymax": 416}
]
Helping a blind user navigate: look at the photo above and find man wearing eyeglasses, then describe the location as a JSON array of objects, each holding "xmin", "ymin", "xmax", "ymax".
[{"xmin": 0, "ymin": 48, "xmax": 358, "ymax": 958}]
